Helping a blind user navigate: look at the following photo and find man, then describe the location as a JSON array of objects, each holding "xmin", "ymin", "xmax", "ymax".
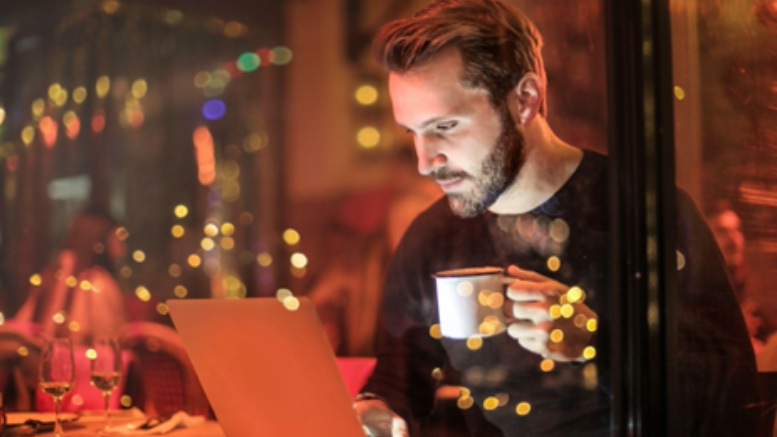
[{"xmin": 353, "ymin": 1, "xmax": 762, "ymax": 436}]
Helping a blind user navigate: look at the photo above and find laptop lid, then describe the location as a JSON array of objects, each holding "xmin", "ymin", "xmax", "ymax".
[{"xmin": 167, "ymin": 297, "xmax": 365, "ymax": 436}]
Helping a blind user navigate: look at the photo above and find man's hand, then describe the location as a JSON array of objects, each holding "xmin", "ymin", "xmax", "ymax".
[
  {"xmin": 503, "ymin": 265, "xmax": 598, "ymax": 361},
  {"xmin": 353, "ymin": 396, "xmax": 408, "ymax": 437}
]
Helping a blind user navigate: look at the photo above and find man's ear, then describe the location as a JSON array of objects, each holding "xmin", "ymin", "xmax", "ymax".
[{"xmin": 507, "ymin": 73, "xmax": 542, "ymax": 125}]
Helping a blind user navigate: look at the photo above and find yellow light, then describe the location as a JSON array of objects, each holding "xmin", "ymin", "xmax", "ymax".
[
  {"xmin": 566, "ymin": 286, "xmax": 584, "ymax": 303},
  {"xmin": 53, "ymin": 312, "xmax": 66, "ymax": 324},
  {"xmin": 96, "ymin": 76, "xmax": 111, "ymax": 98},
  {"xmin": 48, "ymin": 83, "xmax": 62, "ymax": 101},
  {"xmin": 53, "ymin": 89, "xmax": 68, "ymax": 107},
  {"xmin": 29, "ymin": 273, "xmax": 42, "ymax": 286},
  {"xmin": 243, "ymin": 132, "xmax": 268, "ymax": 152},
  {"xmin": 549, "ymin": 218, "xmax": 570, "ymax": 243},
  {"xmin": 586, "ymin": 318, "xmax": 598, "ymax": 332},
  {"xmin": 540, "ymin": 358, "xmax": 555, "ymax": 372},
  {"xmin": 65, "ymin": 276, "xmax": 78, "ymax": 287},
  {"xmin": 85, "ymin": 348, "xmax": 98, "ymax": 360},
  {"xmin": 132, "ymin": 250, "xmax": 146, "ymax": 263},
  {"xmin": 101, "ymin": 0, "xmax": 120, "ymax": 14},
  {"xmin": 548, "ymin": 304, "xmax": 561, "ymax": 320},
  {"xmin": 187, "ymin": 254, "xmax": 202, "ymax": 268},
  {"xmin": 17, "ymin": 346, "xmax": 29, "ymax": 357},
  {"xmin": 457, "ymin": 281, "xmax": 474, "ymax": 296},
  {"xmin": 73, "ymin": 86, "xmax": 87, "ymax": 103},
  {"xmin": 257, "ymin": 252, "xmax": 273, "ymax": 267},
  {"xmin": 583, "ymin": 346, "xmax": 597, "ymax": 360},
  {"xmin": 204, "ymin": 223, "xmax": 219, "ymax": 237},
  {"xmin": 547, "ymin": 256, "xmax": 561, "ymax": 272},
  {"xmin": 68, "ymin": 321, "xmax": 80, "ymax": 332},
  {"xmin": 120, "ymin": 395, "xmax": 132, "ymax": 408},
  {"xmin": 356, "ymin": 126, "xmax": 380, "ymax": 148},
  {"xmin": 135, "ymin": 286, "xmax": 151, "ymax": 302},
  {"xmin": 168, "ymin": 264, "xmax": 182, "ymax": 278},
  {"xmin": 560, "ymin": 304, "xmax": 575, "ymax": 318},
  {"xmin": 466, "ymin": 336, "xmax": 483, "ymax": 350},
  {"xmin": 0, "ymin": 107, "xmax": 5, "ymax": 125},
  {"xmin": 276, "ymin": 288, "xmax": 293, "ymax": 302},
  {"xmin": 483, "ymin": 397, "xmax": 499, "ymax": 411},
  {"xmin": 174, "ymin": 285, "xmax": 188, "ymax": 298},
  {"xmin": 79, "ymin": 280, "xmax": 92, "ymax": 291},
  {"xmin": 223, "ymin": 21, "xmax": 246, "ymax": 38},
  {"xmin": 131, "ymin": 79, "xmax": 148, "ymax": 99},
  {"xmin": 550, "ymin": 329, "xmax": 564, "ymax": 343},
  {"xmin": 115, "ymin": 227, "xmax": 130, "ymax": 240},
  {"xmin": 220, "ymin": 237, "xmax": 235, "ymax": 250},
  {"xmin": 674, "ymin": 86, "xmax": 685, "ymax": 101},
  {"xmin": 171, "ymin": 225, "xmax": 185, "ymax": 238},
  {"xmin": 487, "ymin": 292, "xmax": 504, "ymax": 309},
  {"xmin": 156, "ymin": 303, "xmax": 169, "ymax": 315},
  {"xmin": 201, "ymin": 238, "xmax": 215, "ymax": 251},
  {"xmin": 354, "ymin": 85, "xmax": 378, "ymax": 105},
  {"xmin": 21, "ymin": 125, "xmax": 35, "ymax": 145},
  {"xmin": 290, "ymin": 266, "xmax": 307, "ymax": 278},
  {"xmin": 194, "ymin": 71, "xmax": 210, "ymax": 88},
  {"xmin": 457, "ymin": 396, "xmax": 474, "ymax": 410},
  {"xmin": 283, "ymin": 296, "xmax": 300, "ymax": 311},
  {"xmin": 173, "ymin": 204, "xmax": 188, "ymax": 218},
  {"xmin": 516, "ymin": 402, "xmax": 531, "ymax": 416},
  {"xmin": 429, "ymin": 324, "xmax": 442, "ymax": 339},
  {"xmin": 32, "ymin": 99, "xmax": 45, "ymax": 118},
  {"xmin": 221, "ymin": 222, "xmax": 235, "ymax": 236},
  {"xmin": 676, "ymin": 250, "xmax": 686, "ymax": 271},
  {"xmin": 290, "ymin": 252, "xmax": 308, "ymax": 268},
  {"xmin": 283, "ymin": 229, "xmax": 300, "ymax": 245}
]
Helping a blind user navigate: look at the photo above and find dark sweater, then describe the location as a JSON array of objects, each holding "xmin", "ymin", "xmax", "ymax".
[{"xmin": 363, "ymin": 150, "xmax": 762, "ymax": 436}]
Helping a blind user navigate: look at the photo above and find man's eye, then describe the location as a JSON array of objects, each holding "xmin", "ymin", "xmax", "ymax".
[{"xmin": 436, "ymin": 121, "xmax": 457, "ymax": 131}]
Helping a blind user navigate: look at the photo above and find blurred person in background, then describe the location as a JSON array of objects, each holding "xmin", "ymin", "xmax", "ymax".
[{"xmin": 11, "ymin": 204, "xmax": 127, "ymax": 343}]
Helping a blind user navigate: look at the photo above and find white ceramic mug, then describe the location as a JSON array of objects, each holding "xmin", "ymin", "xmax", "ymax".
[{"xmin": 433, "ymin": 267, "xmax": 510, "ymax": 339}]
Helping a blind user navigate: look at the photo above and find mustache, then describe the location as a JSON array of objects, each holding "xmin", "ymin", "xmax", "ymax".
[{"xmin": 432, "ymin": 168, "xmax": 468, "ymax": 182}]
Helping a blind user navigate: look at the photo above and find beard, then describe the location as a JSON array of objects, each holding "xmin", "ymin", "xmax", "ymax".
[{"xmin": 436, "ymin": 105, "xmax": 525, "ymax": 218}]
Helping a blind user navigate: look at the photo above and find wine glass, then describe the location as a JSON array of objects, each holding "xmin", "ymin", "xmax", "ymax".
[
  {"xmin": 89, "ymin": 337, "xmax": 122, "ymax": 432},
  {"xmin": 39, "ymin": 338, "xmax": 75, "ymax": 437}
]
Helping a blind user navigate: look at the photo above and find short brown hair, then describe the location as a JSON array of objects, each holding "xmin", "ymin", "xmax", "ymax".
[{"xmin": 374, "ymin": 0, "xmax": 547, "ymax": 115}]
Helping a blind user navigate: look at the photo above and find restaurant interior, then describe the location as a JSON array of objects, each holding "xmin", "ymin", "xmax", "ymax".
[{"xmin": 0, "ymin": 0, "xmax": 775, "ymax": 435}]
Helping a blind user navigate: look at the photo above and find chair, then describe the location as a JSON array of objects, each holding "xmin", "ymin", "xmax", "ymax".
[
  {"xmin": 0, "ymin": 323, "xmax": 44, "ymax": 411},
  {"xmin": 117, "ymin": 321, "xmax": 210, "ymax": 418}
]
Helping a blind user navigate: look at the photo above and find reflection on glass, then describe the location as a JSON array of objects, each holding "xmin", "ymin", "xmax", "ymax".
[{"xmin": 90, "ymin": 337, "xmax": 122, "ymax": 433}]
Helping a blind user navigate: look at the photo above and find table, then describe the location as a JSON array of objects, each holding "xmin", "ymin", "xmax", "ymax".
[{"xmin": 5, "ymin": 410, "xmax": 225, "ymax": 437}]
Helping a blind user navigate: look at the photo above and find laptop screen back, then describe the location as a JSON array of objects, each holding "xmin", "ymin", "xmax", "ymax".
[{"xmin": 167, "ymin": 297, "xmax": 365, "ymax": 436}]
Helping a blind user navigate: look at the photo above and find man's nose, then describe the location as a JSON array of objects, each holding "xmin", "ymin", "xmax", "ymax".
[{"xmin": 414, "ymin": 136, "xmax": 445, "ymax": 176}]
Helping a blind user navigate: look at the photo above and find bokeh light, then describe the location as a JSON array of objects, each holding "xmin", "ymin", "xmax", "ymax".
[
  {"xmin": 257, "ymin": 252, "xmax": 272, "ymax": 267},
  {"xmin": 429, "ymin": 324, "xmax": 442, "ymax": 339},
  {"xmin": 540, "ymin": 358, "xmax": 555, "ymax": 372},
  {"xmin": 165, "ymin": 10, "xmax": 184, "ymax": 25},
  {"xmin": 221, "ymin": 222, "xmax": 235, "ymax": 236},
  {"xmin": 515, "ymin": 402, "xmax": 531, "ymax": 416},
  {"xmin": 194, "ymin": 71, "xmax": 210, "ymax": 88},
  {"xmin": 101, "ymin": 0, "xmax": 120, "ymax": 14},
  {"xmin": 356, "ymin": 126, "xmax": 380, "ymax": 148},
  {"xmin": 174, "ymin": 285, "xmax": 188, "ymax": 298},
  {"xmin": 21, "ymin": 126, "xmax": 35, "ymax": 146},
  {"xmin": 174, "ymin": 204, "xmax": 189, "ymax": 218},
  {"xmin": 483, "ymin": 397, "xmax": 499, "ymax": 411},
  {"xmin": 92, "ymin": 110, "xmax": 106, "ymax": 133},
  {"xmin": 283, "ymin": 229, "xmax": 300, "ymax": 245},
  {"xmin": 237, "ymin": 52, "xmax": 260, "ymax": 72},
  {"xmin": 73, "ymin": 87, "xmax": 87, "ymax": 104},
  {"xmin": 202, "ymin": 99, "xmax": 226, "ymax": 120},
  {"xmin": 270, "ymin": 46, "xmax": 293, "ymax": 65},
  {"xmin": 31, "ymin": 99, "xmax": 45, "ymax": 118},
  {"xmin": 171, "ymin": 225, "xmax": 185, "ymax": 238},
  {"xmin": 187, "ymin": 254, "xmax": 202, "ymax": 268},
  {"xmin": 131, "ymin": 79, "xmax": 148, "ymax": 99},
  {"xmin": 96, "ymin": 76, "xmax": 111, "ymax": 98},
  {"xmin": 135, "ymin": 286, "xmax": 151, "ymax": 302},
  {"xmin": 201, "ymin": 238, "xmax": 215, "ymax": 251},
  {"xmin": 0, "ymin": 107, "xmax": 5, "ymax": 125},
  {"xmin": 29, "ymin": 273, "xmax": 42, "ymax": 286},
  {"xmin": 243, "ymin": 132, "xmax": 268, "ymax": 152},
  {"xmin": 132, "ymin": 250, "xmax": 146, "ymax": 263},
  {"xmin": 355, "ymin": 85, "xmax": 378, "ymax": 105},
  {"xmin": 168, "ymin": 264, "xmax": 182, "ymax": 278}
]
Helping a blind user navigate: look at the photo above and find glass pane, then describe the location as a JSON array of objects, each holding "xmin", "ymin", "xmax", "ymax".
[{"xmin": 671, "ymin": 0, "xmax": 775, "ymax": 434}]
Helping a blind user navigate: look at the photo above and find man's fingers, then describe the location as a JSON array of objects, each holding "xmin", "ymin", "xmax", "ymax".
[
  {"xmin": 506, "ymin": 264, "xmax": 550, "ymax": 282},
  {"xmin": 507, "ymin": 301, "xmax": 551, "ymax": 323}
]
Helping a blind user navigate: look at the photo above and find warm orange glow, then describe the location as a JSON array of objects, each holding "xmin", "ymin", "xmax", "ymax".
[
  {"xmin": 39, "ymin": 116, "xmax": 58, "ymax": 148},
  {"xmin": 92, "ymin": 110, "xmax": 106, "ymax": 133},
  {"xmin": 192, "ymin": 126, "xmax": 216, "ymax": 185}
]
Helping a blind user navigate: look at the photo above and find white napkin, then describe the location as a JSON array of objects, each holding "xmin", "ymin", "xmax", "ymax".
[{"xmin": 108, "ymin": 411, "xmax": 205, "ymax": 435}]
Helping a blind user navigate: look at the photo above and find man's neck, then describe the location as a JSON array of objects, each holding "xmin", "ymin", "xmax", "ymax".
[{"xmin": 488, "ymin": 118, "xmax": 583, "ymax": 215}]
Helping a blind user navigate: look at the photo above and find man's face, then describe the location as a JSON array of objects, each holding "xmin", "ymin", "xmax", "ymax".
[{"xmin": 388, "ymin": 47, "xmax": 524, "ymax": 218}]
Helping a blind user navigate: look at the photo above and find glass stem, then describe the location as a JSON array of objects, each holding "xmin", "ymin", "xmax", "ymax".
[
  {"xmin": 104, "ymin": 391, "xmax": 111, "ymax": 429},
  {"xmin": 54, "ymin": 396, "xmax": 64, "ymax": 437}
]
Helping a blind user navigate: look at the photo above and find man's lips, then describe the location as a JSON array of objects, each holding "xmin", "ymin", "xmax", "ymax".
[{"xmin": 435, "ymin": 177, "xmax": 463, "ymax": 192}]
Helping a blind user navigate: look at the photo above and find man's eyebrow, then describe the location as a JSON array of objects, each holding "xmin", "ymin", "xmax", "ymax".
[{"xmin": 399, "ymin": 116, "xmax": 452, "ymax": 132}]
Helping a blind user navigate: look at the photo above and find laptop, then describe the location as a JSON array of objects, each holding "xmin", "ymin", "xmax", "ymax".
[{"xmin": 167, "ymin": 297, "xmax": 366, "ymax": 436}]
